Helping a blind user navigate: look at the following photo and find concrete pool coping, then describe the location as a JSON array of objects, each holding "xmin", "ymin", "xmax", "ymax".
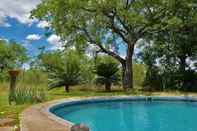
[{"xmin": 20, "ymin": 95, "xmax": 197, "ymax": 131}]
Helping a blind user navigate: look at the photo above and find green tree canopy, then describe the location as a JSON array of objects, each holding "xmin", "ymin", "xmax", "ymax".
[
  {"xmin": 0, "ymin": 40, "xmax": 28, "ymax": 71},
  {"xmin": 31, "ymin": 0, "xmax": 167, "ymax": 90}
]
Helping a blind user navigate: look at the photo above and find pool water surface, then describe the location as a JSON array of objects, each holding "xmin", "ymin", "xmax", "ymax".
[{"xmin": 51, "ymin": 100, "xmax": 197, "ymax": 131}]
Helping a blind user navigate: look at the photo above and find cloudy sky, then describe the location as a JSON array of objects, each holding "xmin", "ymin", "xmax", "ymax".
[{"xmin": 0, "ymin": 0, "xmax": 62, "ymax": 56}]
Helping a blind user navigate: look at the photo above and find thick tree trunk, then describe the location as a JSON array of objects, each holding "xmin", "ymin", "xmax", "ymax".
[
  {"xmin": 122, "ymin": 44, "xmax": 134, "ymax": 90},
  {"xmin": 105, "ymin": 82, "xmax": 112, "ymax": 92},
  {"xmin": 65, "ymin": 85, "xmax": 69, "ymax": 93},
  {"xmin": 179, "ymin": 56, "xmax": 187, "ymax": 89},
  {"xmin": 122, "ymin": 59, "xmax": 133, "ymax": 90},
  {"xmin": 9, "ymin": 76, "xmax": 17, "ymax": 105},
  {"xmin": 180, "ymin": 56, "xmax": 186, "ymax": 73}
]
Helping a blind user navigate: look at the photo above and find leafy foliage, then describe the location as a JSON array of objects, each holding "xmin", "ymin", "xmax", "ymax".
[
  {"xmin": 0, "ymin": 40, "xmax": 28, "ymax": 70},
  {"xmin": 133, "ymin": 0, "xmax": 197, "ymax": 91},
  {"xmin": 80, "ymin": 56, "xmax": 95, "ymax": 84},
  {"xmin": 94, "ymin": 56, "xmax": 120, "ymax": 92},
  {"xmin": 133, "ymin": 63, "xmax": 146, "ymax": 87},
  {"xmin": 0, "ymin": 40, "xmax": 28, "ymax": 81}
]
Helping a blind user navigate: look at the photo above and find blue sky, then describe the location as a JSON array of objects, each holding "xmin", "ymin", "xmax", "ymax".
[
  {"xmin": 0, "ymin": 0, "xmax": 127, "ymax": 59},
  {"xmin": 0, "ymin": 17, "xmax": 48, "ymax": 56},
  {"xmin": 0, "ymin": 0, "xmax": 63, "ymax": 57},
  {"xmin": 0, "ymin": 17, "xmax": 62, "ymax": 57}
]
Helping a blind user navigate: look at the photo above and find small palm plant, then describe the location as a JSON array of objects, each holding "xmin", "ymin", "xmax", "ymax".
[
  {"xmin": 94, "ymin": 61, "xmax": 120, "ymax": 92},
  {"xmin": 47, "ymin": 51, "xmax": 81, "ymax": 93}
]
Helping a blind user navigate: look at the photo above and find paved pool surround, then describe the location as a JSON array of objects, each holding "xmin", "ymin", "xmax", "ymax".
[{"xmin": 21, "ymin": 96, "xmax": 197, "ymax": 131}]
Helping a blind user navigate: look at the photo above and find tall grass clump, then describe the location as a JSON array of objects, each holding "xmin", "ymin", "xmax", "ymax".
[{"xmin": 14, "ymin": 84, "xmax": 47, "ymax": 105}]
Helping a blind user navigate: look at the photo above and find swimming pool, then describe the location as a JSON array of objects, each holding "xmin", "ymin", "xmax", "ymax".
[{"xmin": 50, "ymin": 97, "xmax": 197, "ymax": 131}]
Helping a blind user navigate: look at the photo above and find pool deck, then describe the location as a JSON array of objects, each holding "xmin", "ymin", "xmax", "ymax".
[
  {"xmin": 20, "ymin": 99, "xmax": 75, "ymax": 131},
  {"xmin": 20, "ymin": 95, "xmax": 197, "ymax": 131}
]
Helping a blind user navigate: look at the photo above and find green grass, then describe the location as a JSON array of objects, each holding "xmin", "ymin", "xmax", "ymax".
[
  {"xmin": 48, "ymin": 86, "xmax": 131, "ymax": 99},
  {"xmin": 0, "ymin": 85, "xmax": 29, "ymax": 125}
]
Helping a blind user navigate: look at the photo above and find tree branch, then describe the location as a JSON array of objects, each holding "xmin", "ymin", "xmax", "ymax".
[
  {"xmin": 104, "ymin": 11, "xmax": 130, "ymax": 44},
  {"xmin": 125, "ymin": 0, "xmax": 135, "ymax": 9},
  {"xmin": 80, "ymin": 27, "xmax": 126, "ymax": 64}
]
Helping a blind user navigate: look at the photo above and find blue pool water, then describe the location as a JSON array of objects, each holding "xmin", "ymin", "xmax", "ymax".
[{"xmin": 51, "ymin": 100, "xmax": 197, "ymax": 131}]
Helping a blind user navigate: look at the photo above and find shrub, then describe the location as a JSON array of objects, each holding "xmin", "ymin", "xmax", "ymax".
[
  {"xmin": 47, "ymin": 51, "xmax": 81, "ymax": 92},
  {"xmin": 133, "ymin": 63, "xmax": 146, "ymax": 87},
  {"xmin": 94, "ymin": 58, "xmax": 120, "ymax": 92}
]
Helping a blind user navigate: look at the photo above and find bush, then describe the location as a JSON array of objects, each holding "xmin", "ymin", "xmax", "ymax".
[
  {"xmin": 94, "ymin": 56, "xmax": 120, "ymax": 92},
  {"xmin": 133, "ymin": 63, "xmax": 146, "ymax": 87}
]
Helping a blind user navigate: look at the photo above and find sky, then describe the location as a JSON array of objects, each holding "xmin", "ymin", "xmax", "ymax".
[{"xmin": 0, "ymin": 0, "xmax": 63, "ymax": 57}]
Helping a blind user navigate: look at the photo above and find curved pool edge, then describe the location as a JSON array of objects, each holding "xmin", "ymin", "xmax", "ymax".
[
  {"xmin": 20, "ymin": 95, "xmax": 197, "ymax": 131},
  {"xmin": 47, "ymin": 96, "xmax": 197, "ymax": 127}
]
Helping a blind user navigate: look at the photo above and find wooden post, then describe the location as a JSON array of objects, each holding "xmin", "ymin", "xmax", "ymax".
[{"xmin": 8, "ymin": 70, "xmax": 20, "ymax": 105}]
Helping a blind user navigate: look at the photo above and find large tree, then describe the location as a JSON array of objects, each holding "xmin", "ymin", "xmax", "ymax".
[
  {"xmin": 0, "ymin": 40, "xmax": 28, "ymax": 71},
  {"xmin": 31, "ymin": 0, "xmax": 166, "ymax": 90}
]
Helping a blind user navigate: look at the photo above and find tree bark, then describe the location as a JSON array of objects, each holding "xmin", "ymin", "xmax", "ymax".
[
  {"xmin": 180, "ymin": 56, "xmax": 186, "ymax": 73},
  {"xmin": 179, "ymin": 56, "xmax": 187, "ymax": 89},
  {"xmin": 9, "ymin": 76, "xmax": 17, "ymax": 105},
  {"xmin": 65, "ymin": 85, "xmax": 70, "ymax": 93},
  {"xmin": 122, "ymin": 43, "xmax": 134, "ymax": 90},
  {"xmin": 105, "ymin": 82, "xmax": 112, "ymax": 92}
]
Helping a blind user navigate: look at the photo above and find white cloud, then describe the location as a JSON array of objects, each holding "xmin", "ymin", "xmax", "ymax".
[
  {"xmin": 47, "ymin": 34, "xmax": 64, "ymax": 50},
  {"xmin": 22, "ymin": 63, "xmax": 30, "ymax": 70},
  {"xmin": 0, "ymin": 0, "xmax": 41, "ymax": 25},
  {"xmin": 0, "ymin": 37, "xmax": 9, "ymax": 42},
  {"xmin": 0, "ymin": 20, "xmax": 11, "ymax": 27},
  {"xmin": 26, "ymin": 34, "xmax": 41, "ymax": 41},
  {"xmin": 0, "ymin": 12, "xmax": 11, "ymax": 27},
  {"xmin": 85, "ymin": 44, "xmax": 99, "ymax": 57},
  {"xmin": 37, "ymin": 21, "xmax": 50, "ymax": 28},
  {"xmin": 120, "ymin": 54, "xmax": 126, "ymax": 59},
  {"xmin": 186, "ymin": 58, "xmax": 197, "ymax": 71}
]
